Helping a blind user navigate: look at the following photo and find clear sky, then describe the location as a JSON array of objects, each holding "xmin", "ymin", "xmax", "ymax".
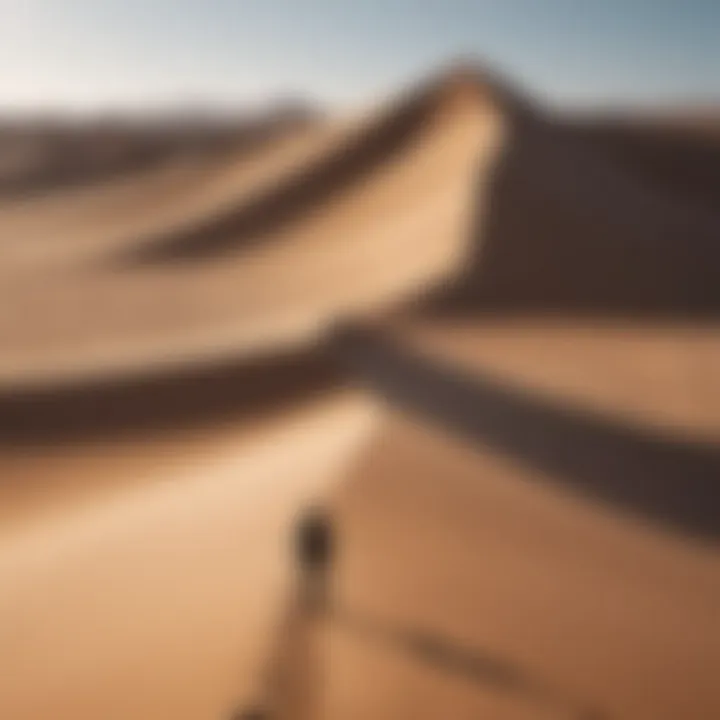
[{"xmin": 1, "ymin": 0, "xmax": 718, "ymax": 112}]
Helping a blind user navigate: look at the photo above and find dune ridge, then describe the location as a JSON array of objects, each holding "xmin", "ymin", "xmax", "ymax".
[{"xmin": 0, "ymin": 61, "xmax": 718, "ymax": 719}]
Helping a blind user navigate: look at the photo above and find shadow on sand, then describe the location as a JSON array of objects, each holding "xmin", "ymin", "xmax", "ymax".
[
  {"xmin": 234, "ymin": 509, "xmax": 605, "ymax": 720},
  {"xmin": 430, "ymin": 112, "xmax": 720, "ymax": 321},
  {"xmin": 0, "ymin": 347, "xmax": 342, "ymax": 447},
  {"xmin": 331, "ymin": 325, "xmax": 720, "ymax": 543}
]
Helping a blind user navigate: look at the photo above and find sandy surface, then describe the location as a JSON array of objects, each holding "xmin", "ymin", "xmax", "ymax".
[
  {"xmin": 0, "ymin": 73, "xmax": 505, "ymax": 387},
  {"xmin": 0, "ymin": 62, "xmax": 718, "ymax": 719},
  {"xmin": 0, "ymin": 391, "xmax": 378, "ymax": 720},
  {"xmin": 327, "ymin": 412, "xmax": 719, "ymax": 720},
  {"xmin": 389, "ymin": 318, "xmax": 720, "ymax": 441}
]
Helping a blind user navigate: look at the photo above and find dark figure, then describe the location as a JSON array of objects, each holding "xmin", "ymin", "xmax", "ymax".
[
  {"xmin": 294, "ymin": 508, "xmax": 334, "ymax": 615},
  {"xmin": 231, "ymin": 509, "xmax": 335, "ymax": 720},
  {"xmin": 295, "ymin": 508, "xmax": 334, "ymax": 570}
]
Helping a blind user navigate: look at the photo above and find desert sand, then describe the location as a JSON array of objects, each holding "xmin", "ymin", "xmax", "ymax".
[{"xmin": 0, "ymin": 63, "xmax": 718, "ymax": 719}]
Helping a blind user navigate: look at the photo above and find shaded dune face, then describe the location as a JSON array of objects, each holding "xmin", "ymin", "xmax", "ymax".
[
  {"xmin": 0, "ymin": 63, "xmax": 719, "ymax": 719},
  {"xmin": 433, "ymin": 111, "xmax": 720, "ymax": 319},
  {"xmin": 562, "ymin": 116, "xmax": 720, "ymax": 213}
]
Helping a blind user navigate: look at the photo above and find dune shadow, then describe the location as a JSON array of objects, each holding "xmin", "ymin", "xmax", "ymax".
[
  {"xmin": 0, "ymin": 347, "xmax": 342, "ymax": 447},
  {"xmin": 331, "ymin": 325, "xmax": 720, "ymax": 543},
  {"xmin": 562, "ymin": 117, "xmax": 720, "ymax": 214},
  {"xmin": 427, "ymin": 112, "xmax": 720, "ymax": 321}
]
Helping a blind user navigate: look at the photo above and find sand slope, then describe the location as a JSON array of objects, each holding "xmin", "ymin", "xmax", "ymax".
[
  {"xmin": 0, "ymin": 390, "xmax": 378, "ymax": 720},
  {"xmin": 328, "ymin": 411, "xmax": 719, "ymax": 720},
  {"xmin": 0, "ymin": 70, "xmax": 506, "ymax": 387},
  {"xmin": 0, "ymin": 63, "xmax": 718, "ymax": 719}
]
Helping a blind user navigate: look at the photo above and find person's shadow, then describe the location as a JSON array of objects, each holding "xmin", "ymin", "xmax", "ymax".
[{"xmin": 232, "ymin": 509, "xmax": 606, "ymax": 720}]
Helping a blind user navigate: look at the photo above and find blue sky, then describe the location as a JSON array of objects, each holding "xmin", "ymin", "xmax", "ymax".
[{"xmin": 1, "ymin": 0, "xmax": 718, "ymax": 112}]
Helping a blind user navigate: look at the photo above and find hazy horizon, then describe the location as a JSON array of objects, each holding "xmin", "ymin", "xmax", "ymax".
[{"xmin": 2, "ymin": 0, "xmax": 719, "ymax": 114}]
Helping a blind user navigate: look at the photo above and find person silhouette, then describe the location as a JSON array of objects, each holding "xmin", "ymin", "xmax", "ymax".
[
  {"xmin": 294, "ymin": 507, "xmax": 334, "ymax": 615},
  {"xmin": 231, "ymin": 508, "xmax": 335, "ymax": 720}
]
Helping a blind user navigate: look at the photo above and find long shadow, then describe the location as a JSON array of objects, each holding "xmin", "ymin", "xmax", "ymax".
[
  {"xmin": 334, "ymin": 606, "xmax": 605, "ymax": 719},
  {"xmin": 234, "ymin": 502, "xmax": 603, "ymax": 719},
  {"xmin": 331, "ymin": 325, "xmax": 720, "ymax": 543},
  {"xmin": 428, "ymin": 111, "xmax": 720, "ymax": 321},
  {"xmin": 0, "ymin": 346, "xmax": 342, "ymax": 447}
]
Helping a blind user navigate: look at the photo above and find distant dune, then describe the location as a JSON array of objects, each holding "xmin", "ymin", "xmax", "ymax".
[
  {"xmin": 0, "ymin": 62, "xmax": 718, "ymax": 720},
  {"xmin": 0, "ymin": 101, "xmax": 318, "ymax": 198}
]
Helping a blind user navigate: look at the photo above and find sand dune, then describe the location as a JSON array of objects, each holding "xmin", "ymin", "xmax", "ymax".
[
  {"xmin": 0, "ymin": 69, "xmax": 506, "ymax": 387},
  {"xmin": 0, "ymin": 62, "xmax": 718, "ymax": 719},
  {"xmin": 0, "ymin": 390, "xmax": 378, "ymax": 720},
  {"xmin": 438, "ymin": 112, "xmax": 720, "ymax": 319},
  {"xmin": 0, "ymin": 105, "xmax": 316, "ymax": 200},
  {"xmin": 0, "ymin": 115, "xmax": 323, "ymax": 274},
  {"xmin": 327, "ymin": 411, "xmax": 720, "ymax": 720},
  {"xmin": 386, "ymin": 317, "xmax": 720, "ymax": 441}
]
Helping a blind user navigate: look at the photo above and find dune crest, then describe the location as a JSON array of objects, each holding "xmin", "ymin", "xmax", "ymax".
[
  {"xmin": 0, "ymin": 65, "xmax": 511, "ymax": 389},
  {"xmin": 0, "ymin": 61, "xmax": 718, "ymax": 720}
]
